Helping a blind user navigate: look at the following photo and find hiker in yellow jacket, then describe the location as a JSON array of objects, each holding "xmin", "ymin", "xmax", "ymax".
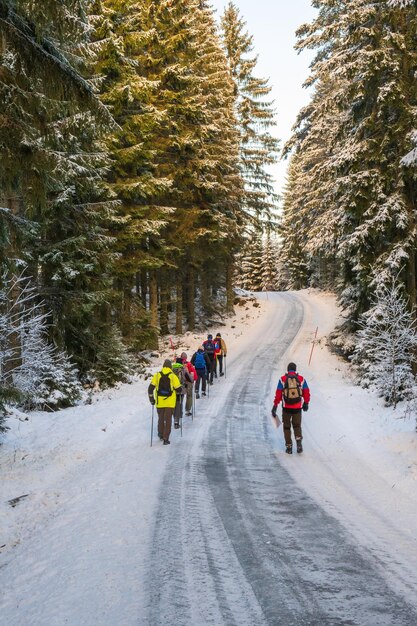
[{"xmin": 148, "ymin": 359, "xmax": 181, "ymax": 445}]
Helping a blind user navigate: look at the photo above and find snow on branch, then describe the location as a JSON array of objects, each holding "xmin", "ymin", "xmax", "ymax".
[{"xmin": 352, "ymin": 277, "xmax": 417, "ymax": 408}]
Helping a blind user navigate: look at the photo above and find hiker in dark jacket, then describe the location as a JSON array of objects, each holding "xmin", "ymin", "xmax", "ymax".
[
  {"xmin": 271, "ymin": 362, "xmax": 310, "ymax": 454},
  {"xmin": 203, "ymin": 334, "xmax": 216, "ymax": 384},
  {"xmin": 148, "ymin": 359, "xmax": 182, "ymax": 445},
  {"xmin": 191, "ymin": 346, "xmax": 211, "ymax": 398}
]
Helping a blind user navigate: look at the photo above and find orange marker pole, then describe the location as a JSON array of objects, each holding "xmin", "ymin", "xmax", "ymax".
[{"xmin": 308, "ymin": 327, "xmax": 319, "ymax": 366}]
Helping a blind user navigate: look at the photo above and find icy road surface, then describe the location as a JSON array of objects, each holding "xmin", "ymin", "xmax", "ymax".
[
  {"xmin": 145, "ymin": 292, "xmax": 417, "ymax": 626},
  {"xmin": 1, "ymin": 291, "xmax": 417, "ymax": 625}
]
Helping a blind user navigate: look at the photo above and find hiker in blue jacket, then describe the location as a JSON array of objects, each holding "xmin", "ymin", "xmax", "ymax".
[{"xmin": 191, "ymin": 346, "xmax": 211, "ymax": 398}]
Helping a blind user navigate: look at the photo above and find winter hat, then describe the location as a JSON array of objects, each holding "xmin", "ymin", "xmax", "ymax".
[
  {"xmin": 180, "ymin": 352, "xmax": 187, "ymax": 360},
  {"xmin": 287, "ymin": 362, "xmax": 297, "ymax": 372},
  {"xmin": 207, "ymin": 334, "xmax": 213, "ymax": 340},
  {"xmin": 198, "ymin": 345, "xmax": 204, "ymax": 351},
  {"xmin": 163, "ymin": 359, "xmax": 172, "ymax": 369},
  {"xmin": 216, "ymin": 333, "xmax": 221, "ymax": 338},
  {"xmin": 175, "ymin": 357, "xmax": 183, "ymax": 364}
]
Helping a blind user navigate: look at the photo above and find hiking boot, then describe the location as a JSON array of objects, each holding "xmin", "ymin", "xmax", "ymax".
[
  {"xmin": 195, "ymin": 393, "xmax": 200, "ymax": 399},
  {"xmin": 296, "ymin": 441, "xmax": 303, "ymax": 454},
  {"xmin": 158, "ymin": 434, "xmax": 163, "ymax": 440},
  {"xmin": 220, "ymin": 372, "xmax": 224, "ymax": 377},
  {"xmin": 185, "ymin": 411, "xmax": 192, "ymax": 417},
  {"xmin": 163, "ymin": 439, "xmax": 170, "ymax": 445},
  {"xmin": 202, "ymin": 392, "xmax": 206, "ymax": 396},
  {"xmin": 174, "ymin": 423, "xmax": 180, "ymax": 429},
  {"xmin": 285, "ymin": 446, "xmax": 293, "ymax": 455}
]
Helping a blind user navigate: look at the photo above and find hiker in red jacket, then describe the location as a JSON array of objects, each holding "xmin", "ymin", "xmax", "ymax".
[{"xmin": 271, "ymin": 362, "xmax": 310, "ymax": 454}]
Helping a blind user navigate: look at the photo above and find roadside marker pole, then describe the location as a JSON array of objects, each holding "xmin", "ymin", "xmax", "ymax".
[{"xmin": 308, "ymin": 327, "xmax": 319, "ymax": 366}]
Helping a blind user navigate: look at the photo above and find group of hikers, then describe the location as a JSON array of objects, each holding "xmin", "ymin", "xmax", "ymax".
[
  {"xmin": 148, "ymin": 330, "xmax": 311, "ymax": 453},
  {"xmin": 148, "ymin": 333, "xmax": 227, "ymax": 445}
]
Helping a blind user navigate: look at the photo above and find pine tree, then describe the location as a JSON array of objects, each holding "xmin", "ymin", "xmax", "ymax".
[
  {"xmin": 284, "ymin": 0, "xmax": 417, "ymax": 325},
  {"xmin": 260, "ymin": 232, "xmax": 280, "ymax": 291},
  {"xmin": 0, "ymin": 0, "xmax": 122, "ymax": 381},
  {"xmin": 279, "ymin": 156, "xmax": 311, "ymax": 290},
  {"xmin": 239, "ymin": 230, "xmax": 264, "ymax": 291},
  {"xmin": 220, "ymin": 2, "xmax": 280, "ymax": 225},
  {"xmin": 92, "ymin": 0, "xmax": 243, "ymax": 338},
  {"xmin": 352, "ymin": 278, "xmax": 417, "ymax": 407},
  {"xmin": 0, "ymin": 273, "xmax": 82, "ymax": 420}
]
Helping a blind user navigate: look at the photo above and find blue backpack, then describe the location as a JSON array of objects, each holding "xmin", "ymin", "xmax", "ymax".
[{"xmin": 194, "ymin": 351, "xmax": 206, "ymax": 369}]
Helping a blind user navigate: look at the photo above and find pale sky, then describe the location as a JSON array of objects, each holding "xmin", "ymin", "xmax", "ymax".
[{"xmin": 210, "ymin": 0, "xmax": 317, "ymax": 196}]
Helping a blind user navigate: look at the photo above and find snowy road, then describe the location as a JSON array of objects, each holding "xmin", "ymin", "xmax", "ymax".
[
  {"xmin": 145, "ymin": 293, "xmax": 417, "ymax": 626},
  {"xmin": 2, "ymin": 291, "xmax": 417, "ymax": 625}
]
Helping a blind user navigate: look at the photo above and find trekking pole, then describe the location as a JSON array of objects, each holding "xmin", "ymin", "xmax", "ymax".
[
  {"xmin": 180, "ymin": 396, "xmax": 183, "ymax": 437},
  {"xmin": 225, "ymin": 356, "xmax": 227, "ymax": 379},
  {"xmin": 150, "ymin": 405, "xmax": 154, "ymax": 447},
  {"xmin": 207, "ymin": 372, "xmax": 210, "ymax": 399},
  {"xmin": 193, "ymin": 384, "xmax": 196, "ymax": 418}
]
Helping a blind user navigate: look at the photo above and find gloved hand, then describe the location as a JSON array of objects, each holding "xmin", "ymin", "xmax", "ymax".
[
  {"xmin": 302, "ymin": 403, "xmax": 309, "ymax": 412},
  {"xmin": 149, "ymin": 396, "xmax": 155, "ymax": 406},
  {"xmin": 271, "ymin": 405, "xmax": 278, "ymax": 418}
]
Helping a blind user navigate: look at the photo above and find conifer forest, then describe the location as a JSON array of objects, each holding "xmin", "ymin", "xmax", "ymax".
[
  {"xmin": 2, "ymin": 0, "xmax": 417, "ymax": 416},
  {"xmin": 0, "ymin": 0, "xmax": 279, "ymax": 416}
]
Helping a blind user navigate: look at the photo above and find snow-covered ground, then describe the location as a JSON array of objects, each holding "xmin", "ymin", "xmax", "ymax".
[{"xmin": 1, "ymin": 290, "xmax": 416, "ymax": 625}]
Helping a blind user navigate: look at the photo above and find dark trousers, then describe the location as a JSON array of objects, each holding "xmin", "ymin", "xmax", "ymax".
[
  {"xmin": 157, "ymin": 407, "xmax": 174, "ymax": 441},
  {"xmin": 217, "ymin": 355, "xmax": 223, "ymax": 375},
  {"xmin": 208, "ymin": 357, "xmax": 215, "ymax": 383},
  {"xmin": 195, "ymin": 369, "xmax": 207, "ymax": 393},
  {"xmin": 282, "ymin": 410, "xmax": 302, "ymax": 447}
]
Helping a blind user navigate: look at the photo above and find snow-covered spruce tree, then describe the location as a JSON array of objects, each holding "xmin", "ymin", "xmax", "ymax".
[
  {"xmin": 90, "ymin": 325, "xmax": 131, "ymax": 387},
  {"xmin": 0, "ymin": 0, "xmax": 124, "ymax": 383},
  {"xmin": 239, "ymin": 230, "xmax": 264, "ymax": 292},
  {"xmin": 0, "ymin": 273, "xmax": 82, "ymax": 418},
  {"xmin": 352, "ymin": 279, "xmax": 417, "ymax": 408},
  {"xmin": 220, "ymin": 2, "xmax": 280, "ymax": 225},
  {"xmin": 260, "ymin": 231, "xmax": 280, "ymax": 291},
  {"xmin": 279, "ymin": 155, "xmax": 312, "ymax": 290},
  {"xmin": 287, "ymin": 0, "xmax": 417, "ymax": 326},
  {"xmin": 14, "ymin": 324, "xmax": 82, "ymax": 411},
  {"xmin": 93, "ymin": 0, "xmax": 243, "ymax": 337},
  {"xmin": 189, "ymin": 0, "xmax": 243, "ymax": 316},
  {"xmin": 89, "ymin": 0, "xmax": 174, "ymax": 348}
]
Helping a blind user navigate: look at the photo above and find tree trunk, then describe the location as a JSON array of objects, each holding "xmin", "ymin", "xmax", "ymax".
[
  {"xmin": 149, "ymin": 273, "xmax": 159, "ymax": 349},
  {"xmin": 159, "ymin": 280, "xmax": 169, "ymax": 336},
  {"xmin": 141, "ymin": 270, "xmax": 148, "ymax": 309},
  {"xmin": 176, "ymin": 278, "xmax": 183, "ymax": 335},
  {"xmin": 226, "ymin": 260, "xmax": 235, "ymax": 314},
  {"xmin": 200, "ymin": 272, "xmax": 209, "ymax": 317},
  {"xmin": 187, "ymin": 268, "xmax": 195, "ymax": 330},
  {"xmin": 150, "ymin": 273, "xmax": 158, "ymax": 328}
]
